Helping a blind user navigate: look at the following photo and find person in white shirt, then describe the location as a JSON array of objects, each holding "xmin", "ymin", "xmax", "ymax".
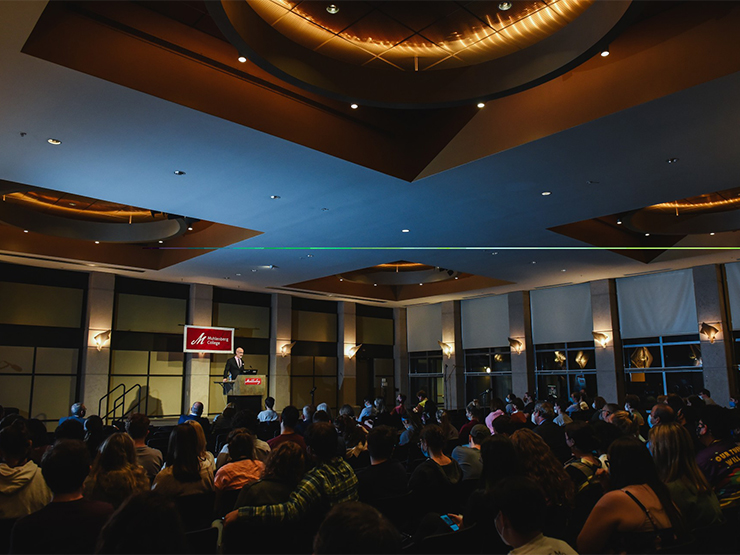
[{"xmin": 258, "ymin": 397, "xmax": 279, "ymax": 422}]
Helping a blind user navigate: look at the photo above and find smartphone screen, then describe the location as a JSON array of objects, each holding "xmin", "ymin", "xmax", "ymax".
[{"xmin": 440, "ymin": 515, "xmax": 460, "ymax": 532}]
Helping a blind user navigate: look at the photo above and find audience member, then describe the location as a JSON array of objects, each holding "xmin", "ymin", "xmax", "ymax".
[
  {"xmin": 648, "ymin": 403, "xmax": 675, "ymax": 428},
  {"xmin": 10, "ymin": 440, "xmax": 114, "ymax": 554},
  {"xmin": 355, "ymin": 425, "xmax": 407, "ymax": 502},
  {"xmin": 459, "ymin": 402, "xmax": 482, "ymax": 441},
  {"xmin": 0, "ymin": 420, "xmax": 51, "ymax": 518},
  {"xmin": 313, "ymin": 501, "xmax": 401, "ymax": 554},
  {"xmin": 531, "ymin": 402, "xmax": 571, "ymax": 463},
  {"xmin": 509, "ymin": 398, "xmax": 527, "ymax": 425},
  {"xmin": 313, "ymin": 410, "xmax": 330, "ymax": 423},
  {"xmin": 217, "ymin": 409, "xmax": 271, "ymax": 469},
  {"xmin": 54, "ymin": 419, "xmax": 85, "ymax": 442},
  {"xmin": 358, "ymin": 398, "xmax": 376, "ymax": 423},
  {"xmin": 373, "ymin": 397, "xmax": 394, "ymax": 427},
  {"xmin": 83, "ymin": 415, "xmax": 105, "ymax": 459},
  {"xmin": 623, "ymin": 394, "xmax": 646, "ymax": 429},
  {"xmin": 126, "ymin": 413, "xmax": 163, "ymax": 481},
  {"xmin": 608, "ymin": 410, "xmax": 642, "ymax": 440},
  {"xmin": 391, "ymin": 394, "xmax": 407, "ymax": 417},
  {"xmin": 59, "ymin": 402, "xmax": 86, "ymax": 426},
  {"xmin": 96, "ymin": 491, "xmax": 187, "ymax": 554},
  {"xmin": 267, "ymin": 406, "xmax": 307, "ymax": 452},
  {"xmin": 436, "ymin": 409, "xmax": 459, "ymax": 443},
  {"xmin": 152, "ymin": 424, "xmax": 214, "ymax": 496},
  {"xmin": 563, "ymin": 421, "xmax": 605, "ymax": 491},
  {"xmin": 316, "ymin": 402, "xmax": 332, "ymax": 421},
  {"xmin": 451, "ymin": 424, "xmax": 489, "ymax": 482},
  {"xmin": 553, "ymin": 399, "xmax": 574, "ymax": 427},
  {"xmin": 698, "ymin": 388, "xmax": 717, "ymax": 406},
  {"xmin": 83, "ymin": 433, "xmax": 148, "ymax": 508},
  {"xmin": 599, "ymin": 403, "xmax": 619, "ymax": 422},
  {"xmin": 295, "ymin": 405, "xmax": 315, "ymax": 436},
  {"xmin": 184, "ymin": 419, "xmax": 215, "ymax": 480},
  {"xmin": 211, "ymin": 405, "xmax": 237, "ymax": 436},
  {"xmin": 408, "ymin": 424, "xmax": 462, "ymax": 514},
  {"xmin": 236, "ymin": 441, "xmax": 306, "ymax": 507},
  {"xmin": 413, "ymin": 390, "xmax": 429, "ymax": 414},
  {"xmin": 399, "ymin": 413, "xmax": 421, "ymax": 447},
  {"xmin": 343, "ymin": 423, "xmax": 370, "ymax": 470},
  {"xmin": 258, "ymin": 397, "xmax": 278, "ymax": 422},
  {"xmin": 178, "ymin": 401, "xmax": 211, "ymax": 439},
  {"xmin": 649, "ymin": 422, "xmax": 723, "ymax": 529},
  {"xmin": 338, "ymin": 404, "xmax": 355, "ymax": 418},
  {"xmin": 24, "ymin": 418, "xmax": 50, "ymax": 466},
  {"xmin": 214, "ymin": 429, "xmax": 264, "ymax": 491},
  {"xmin": 490, "ymin": 414, "xmax": 516, "ymax": 437},
  {"xmin": 695, "ymin": 405, "xmax": 740, "ymax": 508}
]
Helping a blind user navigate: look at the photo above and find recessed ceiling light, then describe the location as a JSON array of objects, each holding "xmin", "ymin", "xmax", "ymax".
[
  {"xmin": 402, "ymin": 229, "xmax": 410, "ymax": 233},
  {"xmin": 47, "ymin": 138, "xmax": 61, "ymax": 145},
  {"xmin": 541, "ymin": 191, "xmax": 552, "ymax": 196},
  {"xmin": 374, "ymin": 283, "xmax": 377, "ymax": 286},
  {"xmin": 94, "ymin": 241, "xmax": 99, "ymax": 244},
  {"xmin": 307, "ymin": 254, "xmax": 313, "ymax": 258},
  {"xmin": 188, "ymin": 226, "xmax": 193, "ymax": 231},
  {"xmin": 492, "ymin": 252, "xmax": 498, "ymax": 255},
  {"xmin": 339, "ymin": 278, "xmax": 343, "ymax": 281},
  {"xmin": 667, "ymin": 158, "xmax": 679, "ymax": 164},
  {"xmin": 600, "ymin": 47, "xmax": 610, "ymax": 57},
  {"xmin": 269, "ymin": 265, "xmax": 276, "ymax": 269},
  {"xmin": 270, "ymin": 195, "xmax": 281, "ymax": 199},
  {"xmin": 454, "ymin": 277, "xmax": 459, "ymax": 280},
  {"xmin": 23, "ymin": 229, "xmax": 28, "ymax": 233},
  {"xmin": 419, "ymin": 283, "xmax": 423, "ymax": 286},
  {"xmin": 644, "ymin": 233, "xmax": 650, "ymax": 237},
  {"xmin": 350, "ymin": 103, "xmax": 359, "ymax": 110},
  {"xmin": 498, "ymin": 1, "xmax": 512, "ymax": 10},
  {"xmin": 251, "ymin": 269, "xmax": 258, "ymax": 272},
  {"xmin": 710, "ymin": 232, "xmax": 715, "ymax": 236},
  {"xmin": 69, "ymin": 203, "xmax": 76, "ymax": 207},
  {"xmin": 477, "ymin": 102, "xmax": 485, "ymax": 109},
  {"xmin": 236, "ymin": 273, "xmax": 241, "ymax": 276},
  {"xmin": 616, "ymin": 219, "xmax": 623, "ymax": 225},
  {"xmin": 531, "ymin": 261, "xmax": 536, "ymax": 264},
  {"xmin": 174, "ymin": 170, "xmax": 186, "ymax": 175},
  {"xmin": 326, "ymin": 4, "xmax": 339, "ymax": 14},
  {"xmin": 561, "ymin": 269, "xmax": 567, "ymax": 272},
  {"xmin": 237, "ymin": 56, "xmax": 247, "ymax": 63},
  {"xmin": 158, "ymin": 240, "xmax": 163, "ymax": 244}
]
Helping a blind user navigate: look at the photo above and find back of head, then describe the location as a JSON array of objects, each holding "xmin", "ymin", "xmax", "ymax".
[
  {"xmin": 512, "ymin": 398, "xmax": 524, "ymax": 411},
  {"xmin": 96, "ymin": 433, "xmax": 137, "ymax": 472},
  {"xmin": 480, "ymin": 435, "xmax": 522, "ymax": 489},
  {"xmin": 699, "ymin": 405, "xmax": 731, "ymax": 440},
  {"xmin": 25, "ymin": 419, "xmax": 48, "ymax": 447},
  {"xmin": 490, "ymin": 415, "xmax": 515, "ymax": 436},
  {"xmin": 608, "ymin": 436, "xmax": 659, "ymax": 489},
  {"xmin": 41, "ymin": 439, "xmax": 91, "ymax": 494},
  {"xmin": 166, "ymin": 424, "xmax": 201, "ymax": 482},
  {"xmin": 263, "ymin": 441, "xmax": 306, "ymax": 487},
  {"xmin": 85, "ymin": 415, "xmax": 103, "ymax": 435},
  {"xmin": 227, "ymin": 428, "xmax": 255, "ymax": 461},
  {"xmin": 313, "ymin": 410, "xmax": 330, "ymax": 423},
  {"xmin": 71, "ymin": 402, "xmax": 86, "ymax": 417},
  {"xmin": 665, "ymin": 393, "xmax": 685, "ymax": 416},
  {"xmin": 303, "ymin": 404, "xmax": 316, "ymax": 422},
  {"xmin": 374, "ymin": 397, "xmax": 386, "ymax": 412},
  {"xmin": 0, "ymin": 420, "xmax": 30, "ymax": 461},
  {"xmin": 419, "ymin": 424, "xmax": 445, "ymax": 452},
  {"xmin": 593, "ymin": 396, "xmax": 607, "ymax": 411},
  {"xmin": 190, "ymin": 402, "xmax": 204, "ymax": 417},
  {"xmin": 281, "ymin": 405, "xmax": 300, "ymax": 429},
  {"xmin": 232, "ymin": 409, "xmax": 259, "ymax": 434},
  {"xmin": 624, "ymin": 394, "xmax": 641, "ymax": 410},
  {"xmin": 609, "ymin": 410, "xmax": 639, "ymax": 437},
  {"xmin": 339, "ymin": 404, "xmax": 355, "ymax": 417},
  {"xmin": 55, "ymin": 419, "xmax": 85, "ymax": 441},
  {"xmin": 511, "ymin": 428, "xmax": 573, "ymax": 506},
  {"xmin": 97, "ymin": 491, "xmax": 186, "ymax": 554},
  {"xmin": 564, "ymin": 421, "xmax": 598, "ymax": 453},
  {"xmin": 366, "ymin": 425, "xmax": 397, "ymax": 460},
  {"xmin": 184, "ymin": 420, "xmax": 207, "ymax": 454},
  {"xmin": 126, "ymin": 413, "xmax": 150, "ymax": 440},
  {"xmin": 652, "ymin": 403, "xmax": 675, "ymax": 424},
  {"xmin": 649, "ymin": 421, "xmax": 710, "ymax": 493},
  {"xmin": 534, "ymin": 401, "xmax": 555, "ymax": 421},
  {"xmin": 313, "ymin": 501, "xmax": 401, "ymax": 554},
  {"xmin": 492, "ymin": 476, "xmax": 546, "ymax": 536},
  {"xmin": 305, "ymin": 422, "xmax": 338, "ymax": 462},
  {"xmin": 265, "ymin": 396, "xmax": 275, "ymax": 409}
]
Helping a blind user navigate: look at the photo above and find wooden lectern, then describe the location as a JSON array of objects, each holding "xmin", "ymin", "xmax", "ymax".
[{"xmin": 215, "ymin": 376, "xmax": 267, "ymax": 413}]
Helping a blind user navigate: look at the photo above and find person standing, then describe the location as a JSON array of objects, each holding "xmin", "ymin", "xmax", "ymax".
[{"xmin": 223, "ymin": 347, "xmax": 245, "ymax": 381}]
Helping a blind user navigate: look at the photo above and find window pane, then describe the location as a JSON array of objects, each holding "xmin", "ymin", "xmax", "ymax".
[
  {"xmin": 568, "ymin": 373, "xmax": 597, "ymax": 400},
  {"xmin": 115, "ymin": 294, "xmax": 186, "ymax": 333},
  {"xmin": 663, "ymin": 344, "xmax": 701, "ymax": 368},
  {"xmin": 0, "ymin": 283, "xmax": 83, "ymax": 328},
  {"xmin": 466, "ymin": 353, "xmax": 490, "ymax": 372},
  {"xmin": 111, "ymin": 350, "xmax": 148, "ymax": 375},
  {"xmin": 35, "ymin": 348, "xmax": 78, "ymax": 375},
  {"xmin": 568, "ymin": 349, "xmax": 595, "ymax": 371},
  {"xmin": 148, "ymin": 376, "xmax": 183, "ymax": 417},
  {"xmin": 625, "ymin": 371, "xmax": 665, "ymax": 398},
  {"xmin": 624, "ymin": 346, "xmax": 661, "ymax": 369},
  {"xmin": 32, "ymin": 376, "xmax": 76, "ymax": 422},
  {"xmin": 0, "ymin": 375, "xmax": 31, "ymax": 417},
  {"xmin": 0, "ymin": 346, "xmax": 34, "ymax": 374},
  {"xmin": 537, "ymin": 350, "xmax": 567, "ymax": 372},
  {"xmin": 665, "ymin": 372, "xmax": 703, "ymax": 397},
  {"xmin": 149, "ymin": 352, "xmax": 184, "ymax": 376},
  {"xmin": 536, "ymin": 374, "xmax": 567, "ymax": 400},
  {"xmin": 213, "ymin": 303, "xmax": 270, "ymax": 338},
  {"xmin": 291, "ymin": 376, "xmax": 337, "ymax": 409}
]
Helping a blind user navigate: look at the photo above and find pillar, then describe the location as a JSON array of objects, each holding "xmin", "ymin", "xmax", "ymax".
[
  {"xmin": 590, "ymin": 279, "xmax": 624, "ymax": 403},
  {"xmin": 184, "ymin": 284, "xmax": 212, "ymax": 413},
  {"xmin": 81, "ymin": 272, "xmax": 115, "ymax": 418},
  {"xmin": 270, "ymin": 294, "xmax": 292, "ymax": 410},
  {"xmin": 442, "ymin": 301, "xmax": 465, "ymax": 409},
  {"xmin": 394, "ymin": 307, "xmax": 409, "ymax": 401},
  {"xmin": 338, "ymin": 302, "xmax": 357, "ymax": 407},
  {"xmin": 508, "ymin": 291, "xmax": 535, "ymax": 398},
  {"xmin": 693, "ymin": 265, "xmax": 736, "ymax": 403}
]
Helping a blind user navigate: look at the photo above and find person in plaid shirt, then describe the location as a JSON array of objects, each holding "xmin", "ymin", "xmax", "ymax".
[{"xmin": 224, "ymin": 422, "xmax": 357, "ymax": 526}]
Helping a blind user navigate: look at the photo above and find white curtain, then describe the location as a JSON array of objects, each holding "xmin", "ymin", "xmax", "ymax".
[
  {"xmin": 461, "ymin": 295, "xmax": 510, "ymax": 349},
  {"xmin": 531, "ymin": 283, "xmax": 593, "ymax": 344},
  {"xmin": 616, "ymin": 269, "xmax": 697, "ymax": 339},
  {"xmin": 407, "ymin": 304, "xmax": 442, "ymax": 352}
]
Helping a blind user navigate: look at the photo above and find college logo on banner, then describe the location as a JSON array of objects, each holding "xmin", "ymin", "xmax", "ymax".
[{"xmin": 183, "ymin": 325, "xmax": 235, "ymax": 353}]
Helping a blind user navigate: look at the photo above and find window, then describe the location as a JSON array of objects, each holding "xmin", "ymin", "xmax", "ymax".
[
  {"xmin": 409, "ymin": 350, "xmax": 444, "ymax": 407},
  {"xmin": 464, "ymin": 347, "xmax": 512, "ymax": 405},
  {"xmin": 535, "ymin": 341, "xmax": 597, "ymax": 400},
  {"xmin": 623, "ymin": 335, "xmax": 703, "ymax": 397}
]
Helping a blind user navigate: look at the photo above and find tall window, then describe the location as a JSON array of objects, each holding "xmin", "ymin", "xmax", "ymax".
[
  {"xmin": 409, "ymin": 350, "xmax": 444, "ymax": 408},
  {"xmin": 464, "ymin": 347, "xmax": 512, "ymax": 405},
  {"xmin": 623, "ymin": 335, "xmax": 703, "ymax": 397},
  {"xmin": 535, "ymin": 341, "xmax": 596, "ymax": 400},
  {"xmin": 355, "ymin": 305, "xmax": 394, "ymax": 407}
]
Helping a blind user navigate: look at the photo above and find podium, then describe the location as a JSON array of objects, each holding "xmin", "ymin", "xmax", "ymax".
[{"xmin": 215, "ymin": 377, "xmax": 267, "ymax": 413}]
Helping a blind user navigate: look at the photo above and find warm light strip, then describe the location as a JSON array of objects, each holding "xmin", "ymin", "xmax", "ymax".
[
  {"xmin": 5, "ymin": 193, "xmax": 154, "ymax": 221},
  {"xmin": 651, "ymin": 197, "xmax": 740, "ymax": 212}
]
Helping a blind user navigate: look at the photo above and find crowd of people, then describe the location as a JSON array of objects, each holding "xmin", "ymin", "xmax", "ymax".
[{"xmin": 0, "ymin": 388, "xmax": 738, "ymax": 554}]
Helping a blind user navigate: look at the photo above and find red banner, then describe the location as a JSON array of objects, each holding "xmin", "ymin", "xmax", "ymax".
[
  {"xmin": 183, "ymin": 325, "xmax": 234, "ymax": 353},
  {"xmin": 244, "ymin": 377, "xmax": 263, "ymax": 385}
]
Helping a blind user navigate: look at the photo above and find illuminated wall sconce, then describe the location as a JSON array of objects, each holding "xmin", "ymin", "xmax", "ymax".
[
  {"xmin": 280, "ymin": 342, "xmax": 296, "ymax": 357},
  {"xmin": 93, "ymin": 330, "xmax": 111, "ymax": 351},
  {"xmin": 438, "ymin": 341, "xmax": 453, "ymax": 359},
  {"xmin": 508, "ymin": 337, "xmax": 523, "ymax": 354},
  {"xmin": 485, "ymin": 367, "xmax": 491, "ymax": 374},
  {"xmin": 554, "ymin": 351, "xmax": 566, "ymax": 369},
  {"xmin": 493, "ymin": 353, "xmax": 504, "ymax": 363},
  {"xmin": 592, "ymin": 331, "xmax": 610, "ymax": 348},
  {"xmin": 630, "ymin": 347, "xmax": 653, "ymax": 369},
  {"xmin": 575, "ymin": 351, "xmax": 589, "ymax": 369},
  {"xmin": 347, "ymin": 344, "xmax": 362, "ymax": 359},
  {"xmin": 700, "ymin": 322, "xmax": 720, "ymax": 343}
]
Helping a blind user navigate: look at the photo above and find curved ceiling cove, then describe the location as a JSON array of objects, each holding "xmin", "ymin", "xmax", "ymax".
[{"xmin": 207, "ymin": 0, "xmax": 634, "ymax": 108}]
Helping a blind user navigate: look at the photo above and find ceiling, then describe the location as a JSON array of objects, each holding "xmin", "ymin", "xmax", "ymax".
[{"xmin": 2, "ymin": 0, "xmax": 740, "ymax": 307}]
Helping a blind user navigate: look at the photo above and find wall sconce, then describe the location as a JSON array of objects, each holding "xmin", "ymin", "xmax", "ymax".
[
  {"xmin": 347, "ymin": 344, "xmax": 362, "ymax": 359},
  {"xmin": 592, "ymin": 331, "xmax": 610, "ymax": 348},
  {"xmin": 485, "ymin": 366, "xmax": 491, "ymax": 374},
  {"xmin": 700, "ymin": 322, "xmax": 720, "ymax": 344},
  {"xmin": 630, "ymin": 347, "xmax": 653, "ymax": 369},
  {"xmin": 93, "ymin": 330, "xmax": 111, "ymax": 351},
  {"xmin": 554, "ymin": 351, "xmax": 566, "ymax": 369},
  {"xmin": 508, "ymin": 337, "xmax": 523, "ymax": 355},
  {"xmin": 280, "ymin": 342, "xmax": 296, "ymax": 357},
  {"xmin": 438, "ymin": 341, "xmax": 452, "ymax": 359},
  {"xmin": 575, "ymin": 351, "xmax": 589, "ymax": 369}
]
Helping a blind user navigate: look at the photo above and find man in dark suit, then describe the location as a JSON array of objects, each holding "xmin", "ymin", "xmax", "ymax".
[
  {"xmin": 223, "ymin": 347, "xmax": 245, "ymax": 381},
  {"xmin": 531, "ymin": 401, "xmax": 571, "ymax": 463}
]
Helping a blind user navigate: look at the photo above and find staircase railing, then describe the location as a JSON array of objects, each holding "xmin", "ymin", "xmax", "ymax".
[{"xmin": 99, "ymin": 383, "xmax": 143, "ymax": 423}]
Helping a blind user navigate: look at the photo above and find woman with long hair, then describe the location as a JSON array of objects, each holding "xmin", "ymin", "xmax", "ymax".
[
  {"xmin": 214, "ymin": 429, "xmax": 264, "ymax": 491},
  {"xmin": 577, "ymin": 437, "xmax": 685, "ymax": 553},
  {"xmin": 511, "ymin": 428, "xmax": 574, "ymax": 508},
  {"xmin": 436, "ymin": 409, "xmax": 459, "ymax": 444},
  {"xmin": 152, "ymin": 424, "xmax": 214, "ymax": 496},
  {"xmin": 649, "ymin": 422, "xmax": 723, "ymax": 530},
  {"xmin": 184, "ymin": 419, "xmax": 215, "ymax": 480},
  {"xmin": 83, "ymin": 432, "xmax": 149, "ymax": 508}
]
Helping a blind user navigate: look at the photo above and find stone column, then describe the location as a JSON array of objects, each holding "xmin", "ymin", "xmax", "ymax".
[
  {"xmin": 338, "ymin": 302, "xmax": 357, "ymax": 407},
  {"xmin": 81, "ymin": 272, "xmax": 115, "ymax": 418},
  {"xmin": 693, "ymin": 265, "xmax": 736, "ymax": 403},
  {"xmin": 394, "ymin": 308, "xmax": 409, "ymax": 401},
  {"xmin": 508, "ymin": 291, "xmax": 535, "ymax": 397},
  {"xmin": 442, "ymin": 301, "xmax": 465, "ymax": 409},
  {"xmin": 590, "ymin": 279, "xmax": 625, "ymax": 403},
  {"xmin": 271, "ymin": 294, "xmax": 292, "ymax": 410},
  {"xmin": 184, "ymin": 284, "xmax": 213, "ymax": 413}
]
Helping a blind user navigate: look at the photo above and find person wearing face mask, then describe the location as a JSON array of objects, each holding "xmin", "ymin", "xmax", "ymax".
[
  {"xmin": 695, "ymin": 406, "xmax": 740, "ymax": 508},
  {"xmin": 531, "ymin": 402, "xmax": 571, "ymax": 464},
  {"xmin": 408, "ymin": 424, "xmax": 462, "ymax": 515},
  {"xmin": 648, "ymin": 404, "xmax": 675, "ymax": 429}
]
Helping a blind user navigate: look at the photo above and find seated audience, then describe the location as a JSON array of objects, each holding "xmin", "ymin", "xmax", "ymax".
[
  {"xmin": 184, "ymin": 419, "xmax": 215, "ymax": 480},
  {"xmin": 554, "ymin": 399, "xmax": 574, "ymax": 427},
  {"xmin": 152, "ymin": 424, "xmax": 214, "ymax": 496},
  {"xmin": 695, "ymin": 405, "xmax": 740, "ymax": 508},
  {"xmin": 577, "ymin": 437, "xmax": 685, "ymax": 554},
  {"xmin": 54, "ymin": 419, "xmax": 85, "ymax": 442},
  {"xmin": 356, "ymin": 425, "xmax": 408, "ymax": 503},
  {"xmin": 316, "ymin": 402, "xmax": 332, "ymax": 421},
  {"xmin": 178, "ymin": 401, "xmax": 211, "ymax": 439},
  {"xmin": 126, "ymin": 413, "xmax": 163, "ymax": 481},
  {"xmin": 373, "ymin": 397, "xmax": 394, "ymax": 428},
  {"xmin": 564, "ymin": 421, "xmax": 605, "ymax": 490},
  {"xmin": 25, "ymin": 418, "xmax": 50, "ymax": 465},
  {"xmin": 408, "ymin": 424, "xmax": 462, "ymax": 515},
  {"xmin": 343, "ymin": 424, "xmax": 370, "ymax": 470},
  {"xmin": 451, "ymin": 424, "xmax": 489, "ymax": 482},
  {"xmin": 648, "ymin": 403, "xmax": 675, "ymax": 428},
  {"xmin": 10, "ymin": 440, "xmax": 114, "ymax": 554},
  {"xmin": 96, "ymin": 491, "xmax": 186, "ymax": 554},
  {"xmin": 295, "ymin": 405, "xmax": 315, "ymax": 436},
  {"xmin": 59, "ymin": 402, "xmax": 86, "ymax": 426},
  {"xmin": 215, "ymin": 429, "xmax": 264, "ymax": 491},
  {"xmin": 608, "ymin": 410, "xmax": 643, "ymax": 441},
  {"xmin": 267, "ymin": 406, "xmax": 307, "ymax": 453},
  {"xmin": 236, "ymin": 441, "xmax": 306, "ymax": 507},
  {"xmin": 492, "ymin": 476, "xmax": 578, "ymax": 555},
  {"xmin": 358, "ymin": 397, "xmax": 376, "ymax": 423},
  {"xmin": 391, "ymin": 394, "xmax": 407, "ymax": 417},
  {"xmin": 216, "ymin": 410, "xmax": 270, "ymax": 469},
  {"xmin": 83, "ymin": 432, "xmax": 149, "ymax": 508},
  {"xmin": 257, "ymin": 397, "xmax": 278, "ymax": 423},
  {"xmin": 599, "ymin": 403, "xmax": 619, "ymax": 422},
  {"xmin": 83, "ymin": 416, "xmax": 105, "ymax": 459},
  {"xmin": 436, "ymin": 409, "xmax": 459, "ymax": 443},
  {"xmin": 399, "ymin": 413, "xmax": 421, "ymax": 446},
  {"xmin": 509, "ymin": 398, "xmax": 527, "ymax": 425},
  {"xmin": 0, "ymin": 420, "xmax": 52, "ymax": 519},
  {"xmin": 624, "ymin": 394, "xmax": 646, "ymax": 430},
  {"xmin": 531, "ymin": 402, "xmax": 572, "ymax": 463},
  {"xmin": 211, "ymin": 405, "xmax": 237, "ymax": 436},
  {"xmin": 313, "ymin": 501, "xmax": 401, "ymax": 554},
  {"xmin": 649, "ymin": 422, "xmax": 723, "ymax": 529},
  {"xmin": 459, "ymin": 402, "xmax": 482, "ymax": 441}
]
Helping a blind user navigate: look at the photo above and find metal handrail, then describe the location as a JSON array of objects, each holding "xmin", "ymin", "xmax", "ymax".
[{"xmin": 99, "ymin": 383, "xmax": 144, "ymax": 422}]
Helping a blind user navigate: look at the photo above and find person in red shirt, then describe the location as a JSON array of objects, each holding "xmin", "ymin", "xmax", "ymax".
[{"xmin": 267, "ymin": 406, "xmax": 306, "ymax": 454}]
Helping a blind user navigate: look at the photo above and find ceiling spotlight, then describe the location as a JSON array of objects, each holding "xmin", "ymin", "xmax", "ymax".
[
  {"xmin": 47, "ymin": 138, "xmax": 62, "ymax": 145},
  {"xmin": 667, "ymin": 158, "xmax": 679, "ymax": 164},
  {"xmin": 600, "ymin": 47, "xmax": 610, "ymax": 57},
  {"xmin": 23, "ymin": 229, "xmax": 28, "ymax": 233},
  {"xmin": 350, "ymin": 103, "xmax": 359, "ymax": 110},
  {"xmin": 158, "ymin": 240, "xmax": 163, "ymax": 244},
  {"xmin": 710, "ymin": 232, "xmax": 715, "ymax": 236},
  {"xmin": 69, "ymin": 203, "xmax": 76, "ymax": 207},
  {"xmin": 498, "ymin": 2, "xmax": 512, "ymax": 10},
  {"xmin": 492, "ymin": 252, "xmax": 498, "ymax": 255},
  {"xmin": 188, "ymin": 226, "xmax": 193, "ymax": 231},
  {"xmin": 373, "ymin": 283, "xmax": 377, "ymax": 286},
  {"xmin": 419, "ymin": 283, "xmax": 423, "ymax": 286},
  {"xmin": 617, "ymin": 218, "xmax": 623, "ymax": 225},
  {"xmin": 402, "ymin": 229, "xmax": 410, "ymax": 233},
  {"xmin": 477, "ymin": 102, "xmax": 485, "ymax": 109},
  {"xmin": 237, "ymin": 56, "xmax": 247, "ymax": 63},
  {"xmin": 455, "ymin": 277, "xmax": 459, "ymax": 280},
  {"xmin": 339, "ymin": 278, "xmax": 343, "ymax": 281},
  {"xmin": 270, "ymin": 195, "xmax": 281, "ymax": 199},
  {"xmin": 174, "ymin": 170, "xmax": 186, "ymax": 175},
  {"xmin": 94, "ymin": 241, "xmax": 100, "ymax": 244},
  {"xmin": 236, "ymin": 273, "xmax": 241, "ymax": 276},
  {"xmin": 268, "ymin": 265, "xmax": 276, "ymax": 269},
  {"xmin": 561, "ymin": 269, "xmax": 567, "ymax": 272},
  {"xmin": 307, "ymin": 254, "xmax": 313, "ymax": 258},
  {"xmin": 541, "ymin": 191, "xmax": 552, "ymax": 196},
  {"xmin": 326, "ymin": 4, "xmax": 339, "ymax": 14},
  {"xmin": 531, "ymin": 261, "xmax": 536, "ymax": 264},
  {"xmin": 644, "ymin": 233, "xmax": 650, "ymax": 237},
  {"xmin": 251, "ymin": 269, "xmax": 257, "ymax": 272}
]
